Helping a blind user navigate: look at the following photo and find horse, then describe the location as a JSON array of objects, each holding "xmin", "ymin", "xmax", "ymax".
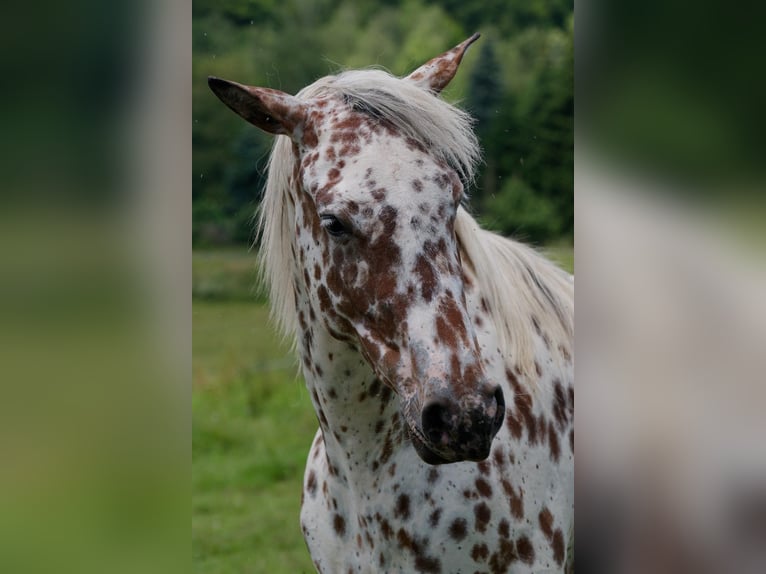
[{"xmin": 209, "ymin": 34, "xmax": 574, "ymax": 574}]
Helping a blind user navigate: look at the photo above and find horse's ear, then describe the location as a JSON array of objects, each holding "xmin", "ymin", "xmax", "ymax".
[
  {"xmin": 405, "ymin": 33, "xmax": 481, "ymax": 94},
  {"xmin": 208, "ymin": 77, "xmax": 307, "ymax": 141}
]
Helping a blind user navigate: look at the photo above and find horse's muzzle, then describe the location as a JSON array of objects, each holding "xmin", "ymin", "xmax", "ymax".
[{"xmin": 414, "ymin": 384, "xmax": 505, "ymax": 464}]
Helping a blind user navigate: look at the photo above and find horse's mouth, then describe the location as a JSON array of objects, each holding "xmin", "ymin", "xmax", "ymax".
[
  {"xmin": 405, "ymin": 419, "xmax": 494, "ymax": 465},
  {"xmin": 407, "ymin": 424, "xmax": 453, "ymax": 464}
]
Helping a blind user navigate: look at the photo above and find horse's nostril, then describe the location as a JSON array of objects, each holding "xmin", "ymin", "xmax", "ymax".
[
  {"xmin": 493, "ymin": 385, "xmax": 505, "ymax": 412},
  {"xmin": 421, "ymin": 400, "xmax": 452, "ymax": 446},
  {"xmin": 492, "ymin": 386, "xmax": 506, "ymax": 433}
]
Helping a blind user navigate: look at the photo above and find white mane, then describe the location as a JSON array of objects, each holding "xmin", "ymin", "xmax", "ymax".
[
  {"xmin": 455, "ymin": 209, "xmax": 573, "ymax": 377},
  {"xmin": 256, "ymin": 68, "xmax": 573, "ymax": 378}
]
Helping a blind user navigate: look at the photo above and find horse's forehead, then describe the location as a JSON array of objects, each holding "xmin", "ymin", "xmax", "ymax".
[{"xmin": 303, "ymin": 103, "xmax": 461, "ymax": 208}]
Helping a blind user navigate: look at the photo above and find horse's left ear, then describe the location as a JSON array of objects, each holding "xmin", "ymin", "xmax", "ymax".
[
  {"xmin": 208, "ymin": 76, "xmax": 308, "ymax": 141},
  {"xmin": 405, "ymin": 33, "xmax": 481, "ymax": 94}
]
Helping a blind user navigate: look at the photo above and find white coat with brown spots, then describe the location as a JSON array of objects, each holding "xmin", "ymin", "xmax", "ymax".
[{"xmin": 209, "ymin": 34, "xmax": 574, "ymax": 574}]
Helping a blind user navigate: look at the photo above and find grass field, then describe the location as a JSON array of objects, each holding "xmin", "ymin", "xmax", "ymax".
[
  {"xmin": 192, "ymin": 244, "xmax": 573, "ymax": 573},
  {"xmin": 192, "ymin": 247, "xmax": 317, "ymax": 574}
]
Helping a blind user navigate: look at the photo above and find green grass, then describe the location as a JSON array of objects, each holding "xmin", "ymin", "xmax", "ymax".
[
  {"xmin": 193, "ymin": 249, "xmax": 265, "ymax": 302},
  {"xmin": 192, "ymin": 244, "xmax": 573, "ymax": 573},
  {"xmin": 193, "ymin": 299, "xmax": 316, "ymax": 573}
]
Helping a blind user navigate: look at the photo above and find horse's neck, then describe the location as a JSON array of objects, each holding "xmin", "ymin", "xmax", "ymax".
[{"xmin": 296, "ymin": 302, "xmax": 404, "ymax": 485}]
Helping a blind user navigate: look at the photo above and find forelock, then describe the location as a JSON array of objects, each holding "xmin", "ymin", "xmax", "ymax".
[{"xmin": 296, "ymin": 69, "xmax": 481, "ymax": 183}]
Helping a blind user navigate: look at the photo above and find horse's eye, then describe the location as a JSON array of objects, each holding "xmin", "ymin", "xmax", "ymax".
[{"xmin": 320, "ymin": 214, "xmax": 350, "ymax": 238}]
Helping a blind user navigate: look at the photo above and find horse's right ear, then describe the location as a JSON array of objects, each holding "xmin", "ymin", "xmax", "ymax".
[{"xmin": 208, "ymin": 77, "xmax": 307, "ymax": 141}]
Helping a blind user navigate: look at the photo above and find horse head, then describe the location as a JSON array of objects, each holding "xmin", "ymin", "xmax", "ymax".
[{"xmin": 209, "ymin": 34, "xmax": 504, "ymax": 464}]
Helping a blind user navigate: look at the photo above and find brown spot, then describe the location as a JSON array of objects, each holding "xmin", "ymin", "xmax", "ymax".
[
  {"xmin": 488, "ymin": 538, "xmax": 517, "ymax": 573},
  {"xmin": 516, "ymin": 535, "xmax": 535, "ymax": 564},
  {"xmin": 379, "ymin": 386, "xmax": 393, "ymax": 414},
  {"xmin": 302, "ymin": 150, "xmax": 319, "ymax": 168},
  {"xmin": 539, "ymin": 508, "xmax": 554, "ymax": 538},
  {"xmin": 549, "ymin": 422, "xmax": 560, "ymax": 462},
  {"xmin": 568, "ymin": 385, "xmax": 574, "ymax": 409},
  {"xmin": 502, "ymin": 479, "xmax": 524, "ymax": 520},
  {"xmin": 396, "ymin": 528, "xmax": 417, "ymax": 552},
  {"xmin": 339, "ymin": 143, "xmax": 361, "ymax": 156},
  {"xmin": 477, "ymin": 460, "xmax": 491, "ymax": 476},
  {"xmin": 552, "ymin": 528, "xmax": 565, "ymax": 565},
  {"xmin": 552, "ymin": 380, "xmax": 568, "ymax": 430},
  {"xmin": 475, "ymin": 478, "xmax": 492, "ymax": 498},
  {"xmin": 471, "ymin": 543, "xmax": 489, "ymax": 562},
  {"xmin": 413, "ymin": 179, "xmax": 423, "ymax": 192},
  {"xmin": 474, "ymin": 502, "xmax": 491, "ymax": 533},
  {"xmin": 306, "ymin": 470, "xmax": 317, "ymax": 497},
  {"xmin": 427, "ymin": 467, "xmax": 440, "ymax": 484},
  {"xmin": 428, "ymin": 508, "xmax": 441, "ymax": 527},
  {"xmin": 537, "ymin": 414, "xmax": 548, "ymax": 443},
  {"xmin": 333, "ymin": 513, "xmax": 346, "ymax": 536},
  {"xmin": 507, "ymin": 370, "xmax": 538, "ymax": 444},
  {"xmin": 498, "ymin": 519, "xmax": 510, "ymax": 539},
  {"xmin": 317, "ymin": 285, "xmax": 333, "ymax": 314},
  {"xmin": 448, "ymin": 517, "xmax": 468, "ymax": 541},
  {"xmin": 414, "ymin": 254, "xmax": 437, "ymax": 302},
  {"xmin": 414, "ymin": 555, "xmax": 441, "ymax": 573},
  {"xmin": 506, "ymin": 408, "xmax": 523, "ymax": 439},
  {"xmin": 379, "ymin": 516, "xmax": 393, "ymax": 540},
  {"xmin": 435, "ymin": 315, "xmax": 457, "ymax": 348},
  {"xmin": 395, "ymin": 494, "xmax": 411, "ymax": 520},
  {"xmin": 302, "ymin": 126, "xmax": 318, "ymax": 148}
]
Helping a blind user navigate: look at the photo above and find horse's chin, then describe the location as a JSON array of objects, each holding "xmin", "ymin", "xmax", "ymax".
[
  {"xmin": 406, "ymin": 420, "xmax": 490, "ymax": 465},
  {"xmin": 409, "ymin": 429, "xmax": 453, "ymax": 465}
]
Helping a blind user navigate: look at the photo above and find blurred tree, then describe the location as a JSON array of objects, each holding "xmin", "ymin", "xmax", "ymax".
[
  {"xmin": 430, "ymin": 0, "xmax": 571, "ymax": 37},
  {"xmin": 466, "ymin": 38, "xmax": 504, "ymax": 201},
  {"xmin": 482, "ymin": 177, "xmax": 560, "ymax": 242},
  {"xmin": 512, "ymin": 21, "xmax": 573, "ymax": 237},
  {"xmin": 394, "ymin": 2, "xmax": 464, "ymax": 74},
  {"xmin": 192, "ymin": 0, "xmax": 573, "ymax": 247}
]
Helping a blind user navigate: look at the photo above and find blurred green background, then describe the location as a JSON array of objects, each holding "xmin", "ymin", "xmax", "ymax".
[
  {"xmin": 193, "ymin": 1, "xmax": 572, "ymax": 572},
  {"xmin": 193, "ymin": 0, "xmax": 574, "ymax": 247}
]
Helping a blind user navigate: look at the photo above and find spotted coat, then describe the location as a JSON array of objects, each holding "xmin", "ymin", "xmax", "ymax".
[{"xmin": 209, "ymin": 34, "xmax": 574, "ymax": 573}]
